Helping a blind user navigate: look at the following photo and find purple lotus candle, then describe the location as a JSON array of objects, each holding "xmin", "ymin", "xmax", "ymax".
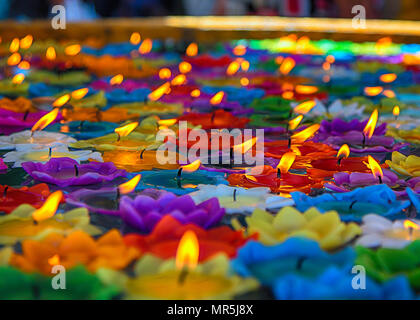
[
  {"xmin": 22, "ymin": 157, "xmax": 127, "ymax": 187},
  {"xmin": 333, "ymin": 169, "xmax": 399, "ymax": 189},
  {"xmin": 0, "ymin": 159, "xmax": 7, "ymax": 172},
  {"xmin": 119, "ymin": 192, "xmax": 225, "ymax": 232}
]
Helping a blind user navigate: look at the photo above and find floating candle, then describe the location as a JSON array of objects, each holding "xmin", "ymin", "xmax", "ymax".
[
  {"xmin": 190, "ymin": 184, "xmax": 294, "ymax": 214},
  {"xmin": 3, "ymin": 145, "xmax": 103, "ymax": 168},
  {"xmin": 233, "ymin": 207, "xmax": 361, "ymax": 250},
  {"xmin": 386, "ymin": 152, "xmax": 420, "ymax": 177},
  {"xmin": 10, "ymin": 230, "xmax": 140, "ymax": 274},
  {"xmin": 0, "ymin": 184, "xmax": 51, "ymax": 214},
  {"xmin": 124, "ymin": 215, "xmax": 256, "ymax": 262}
]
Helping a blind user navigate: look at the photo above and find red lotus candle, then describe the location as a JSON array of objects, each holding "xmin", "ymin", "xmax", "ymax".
[
  {"xmin": 227, "ymin": 152, "xmax": 324, "ymax": 194},
  {"xmin": 0, "ymin": 184, "xmax": 51, "ymax": 213},
  {"xmin": 123, "ymin": 215, "xmax": 256, "ymax": 262}
]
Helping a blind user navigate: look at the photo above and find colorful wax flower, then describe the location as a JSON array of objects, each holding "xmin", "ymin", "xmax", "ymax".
[
  {"xmin": 0, "ymin": 184, "xmax": 51, "ymax": 214},
  {"xmin": 356, "ymin": 241, "xmax": 420, "ymax": 290},
  {"xmin": 385, "ymin": 152, "xmax": 420, "ymax": 177},
  {"xmin": 119, "ymin": 192, "xmax": 225, "ymax": 233},
  {"xmin": 231, "ymin": 238, "xmax": 355, "ymax": 286},
  {"xmin": 10, "ymin": 230, "xmax": 140, "ymax": 274},
  {"xmin": 22, "ymin": 158, "xmax": 127, "ymax": 187},
  {"xmin": 291, "ymin": 184, "xmax": 410, "ymax": 222},
  {"xmin": 123, "ymin": 216, "xmax": 256, "ymax": 262},
  {"xmin": 233, "ymin": 207, "xmax": 361, "ymax": 251}
]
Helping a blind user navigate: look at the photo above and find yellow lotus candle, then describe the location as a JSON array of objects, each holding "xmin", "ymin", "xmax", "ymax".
[
  {"xmin": 112, "ymin": 101, "xmax": 183, "ymax": 116},
  {"xmin": 120, "ymin": 231, "xmax": 258, "ymax": 299},
  {"xmin": 232, "ymin": 207, "xmax": 361, "ymax": 251},
  {"xmin": 70, "ymin": 121, "xmax": 160, "ymax": 152},
  {"xmin": 0, "ymin": 191, "xmax": 100, "ymax": 245},
  {"xmin": 387, "ymin": 127, "xmax": 420, "ymax": 145}
]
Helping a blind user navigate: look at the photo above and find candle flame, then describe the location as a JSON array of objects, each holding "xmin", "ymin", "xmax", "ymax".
[
  {"xmin": 118, "ymin": 174, "xmax": 141, "ymax": 194},
  {"xmin": 279, "ymin": 57, "xmax": 296, "ymax": 75},
  {"xmin": 159, "ymin": 68, "xmax": 171, "ymax": 79},
  {"xmin": 181, "ymin": 160, "xmax": 201, "ymax": 173},
  {"xmin": 53, "ymin": 94, "xmax": 70, "ymax": 107},
  {"xmin": 65, "ymin": 44, "xmax": 81, "ymax": 56},
  {"xmin": 288, "ymin": 115, "xmax": 303, "ymax": 130},
  {"xmin": 291, "ymin": 124, "xmax": 320, "ymax": 143},
  {"xmin": 226, "ymin": 61, "xmax": 240, "ymax": 76},
  {"xmin": 210, "ymin": 91, "xmax": 224, "ymax": 105},
  {"xmin": 7, "ymin": 52, "xmax": 21, "ymax": 66},
  {"xmin": 12, "ymin": 73, "xmax": 25, "ymax": 85},
  {"xmin": 294, "ymin": 100, "xmax": 316, "ymax": 115},
  {"xmin": 232, "ymin": 137, "xmax": 258, "ymax": 154},
  {"xmin": 130, "ymin": 32, "xmax": 141, "ymax": 45},
  {"xmin": 186, "ymin": 43, "xmax": 198, "ymax": 57},
  {"xmin": 404, "ymin": 220, "xmax": 419, "ymax": 230},
  {"xmin": 31, "ymin": 108, "xmax": 59, "ymax": 132},
  {"xmin": 337, "ymin": 144, "xmax": 350, "ymax": 159},
  {"xmin": 171, "ymin": 74, "xmax": 186, "ymax": 86},
  {"xmin": 393, "ymin": 106, "xmax": 400, "ymax": 117},
  {"xmin": 363, "ymin": 109, "xmax": 378, "ymax": 139},
  {"xmin": 322, "ymin": 62, "xmax": 330, "ymax": 71},
  {"xmin": 46, "ymin": 46, "xmax": 56, "ymax": 60},
  {"xmin": 233, "ymin": 45, "xmax": 246, "ymax": 56},
  {"xmin": 277, "ymin": 152, "xmax": 296, "ymax": 174},
  {"xmin": 176, "ymin": 230, "xmax": 199, "ymax": 271},
  {"xmin": 282, "ymin": 91, "xmax": 294, "ymax": 100},
  {"xmin": 158, "ymin": 118, "xmax": 177, "ymax": 126},
  {"xmin": 367, "ymin": 155, "xmax": 383, "ymax": 180},
  {"xmin": 245, "ymin": 174, "xmax": 257, "ymax": 182},
  {"xmin": 71, "ymin": 88, "xmax": 89, "ymax": 100},
  {"xmin": 326, "ymin": 55, "xmax": 335, "ymax": 64},
  {"xmin": 148, "ymin": 82, "xmax": 170, "ymax": 101},
  {"xmin": 20, "ymin": 35, "xmax": 33, "ymax": 49},
  {"xmin": 110, "ymin": 74, "xmax": 123, "ymax": 86},
  {"xmin": 115, "ymin": 122, "xmax": 138, "ymax": 138},
  {"xmin": 32, "ymin": 190, "xmax": 63, "ymax": 222},
  {"xmin": 295, "ymin": 85, "xmax": 318, "ymax": 95},
  {"xmin": 364, "ymin": 86, "xmax": 383, "ymax": 96},
  {"xmin": 139, "ymin": 38, "xmax": 152, "ymax": 54},
  {"xmin": 48, "ymin": 254, "xmax": 60, "ymax": 266},
  {"xmin": 190, "ymin": 89, "xmax": 201, "ymax": 98},
  {"xmin": 9, "ymin": 38, "xmax": 20, "ymax": 53},
  {"xmin": 380, "ymin": 73, "xmax": 397, "ymax": 83},
  {"xmin": 18, "ymin": 61, "xmax": 30, "ymax": 70},
  {"xmin": 179, "ymin": 61, "xmax": 192, "ymax": 74}
]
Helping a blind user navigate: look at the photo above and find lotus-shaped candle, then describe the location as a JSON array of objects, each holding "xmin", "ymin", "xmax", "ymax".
[
  {"xmin": 22, "ymin": 157, "xmax": 127, "ymax": 187},
  {"xmin": 119, "ymin": 192, "xmax": 225, "ymax": 232},
  {"xmin": 234, "ymin": 207, "xmax": 361, "ymax": 250},
  {"xmin": 386, "ymin": 152, "xmax": 420, "ymax": 177}
]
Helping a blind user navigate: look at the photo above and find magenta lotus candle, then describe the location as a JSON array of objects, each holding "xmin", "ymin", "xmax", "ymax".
[
  {"xmin": 119, "ymin": 192, "xmax": 225, "ymax": 233},
  {"xmin": 22, "ymin": 157, "xmax": 127, "ymax": 187},
  {"xmin": 0, "ymin": 109, "xmax": 63, "ymax": 135}
]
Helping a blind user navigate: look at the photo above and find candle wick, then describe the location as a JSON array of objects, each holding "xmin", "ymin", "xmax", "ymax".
[
  {"xmin": 229, "ymin": 147, "xmax": 233, "ymax": 167},
  {"xmin": 33, "ymin": 219, "xmax": 38, "ymax": 226},
  {"xmin": 31, "ymin": 130, "xmax": 35, "ymax": 137},
  {"xmin": 378, "ymin": 175, "xmax": 383, "ymax": 184},
  {"xmin": 144, "ymin": 97, "xmax": 148, "ymax": 105},
  {"xmin": 277, "ymin": 168, "xmax": 281, "ymax": 179},
  {"xmin": 3, "ymin": 186, "xmax": 8, "ymax": 199},
  {"xmin": 349, "ymin": 200, "xmax": 357, "ymax": 211},
  {"xmin": 96, "ymin": 109, "xmax": 101, "ymax": 122},
  {"xmin": 140, "ymin": 148, "xmax": 146, "ymax": 159},
  {"xmin": 233, "ymin": 189, "xmax": 237, "ymax": 201},
  {"xmin": 178, "ymin": 267, "xmax": 188, "ymax": 285},
  {"xmin": 337, "ymin": 157, "xmax": 343, "ymax": 166},
  {"xmin": 288, "ymin": 109, "xmax": 293, "ymax": 119},
  {"xmin": 79, "ymin": 120, "xmax": 84, "ymax": 131},
  {"xmin": 287, "ymin": 137, "xmax": 291, "ymax": 149},
  {"xmin": 23, "ymin": 110, "xmax": 29, "ymax": 121},
  {"xmin": 116, "ymin": 133, "xmax": 121, "ymax": 142},
  {"xmin": 48, "ymin": 148, "xmax": 52, "ymax": 158},
  {"xmin": 116, "ymin": 187, "xmax": 121, "ymax": 201},
  {"xmin": 211, "ymin": 112, "xmax": 216, "ymax": 124},
  {"xmin": 362, "ymin": 132, "xmax": 366, "ymax": 149},
  {"xmin": 74, "ymin": 165, "xmax": 79, "ymax": 177}
]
